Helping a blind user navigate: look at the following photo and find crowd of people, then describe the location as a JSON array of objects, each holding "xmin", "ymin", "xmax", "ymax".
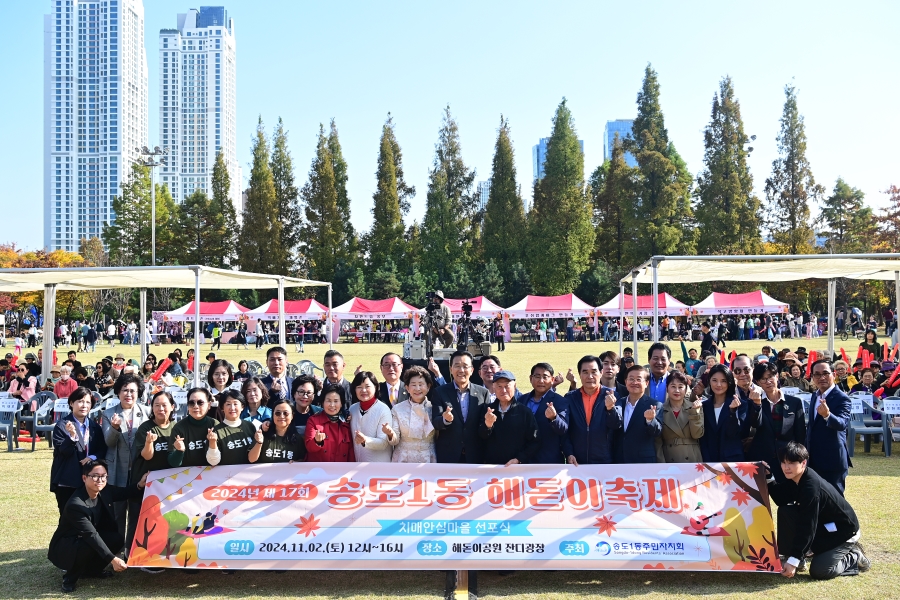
[{"xmin": 41, "ymin": 330, "xmax": 891, "ymax": 591}]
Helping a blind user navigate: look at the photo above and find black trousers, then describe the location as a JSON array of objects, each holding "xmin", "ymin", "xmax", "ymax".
[
  {"xmin": 124, "ymin": 498, "xmax": 142, "ymax": 557},
  {"xmin": 55, "ymin": 487, "xmax": 77, "ymax": 517},
  {"xmin": 64, "ymin": 530, "xmax": 124, "ymax": 583},
  {"xmin": 777, "ymin": 505, "xmax": 861, "ymax": 579}
]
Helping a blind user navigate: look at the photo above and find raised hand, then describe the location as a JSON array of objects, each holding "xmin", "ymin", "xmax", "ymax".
[
  {"xmin": 254, "ymin": 428, "xmax": 264, "ymax": 445},
  {"xmin": 428, "ymin": 357, "xmax": 441, "ymax": 377},
  {"xmin": 545, "ymin": 402, "xmax": 557, "ymax": 420},
  {"xmin": 604, "ymin": 389, "xmax": 617, "ymax": 411},
  {"xmin": 552, "ymin": 373, "xmax": 565, "ymax": 387},
  {"xmin": 816, "ymin": 397, "xmax": 830, "ymax": 418},
  {"xmin": 314, "ymin": 430, "xmax": 327, "ymax": 444},
  {"xmin": 354, "ymin": 430, "xmax": 366, "ymax": 446},
  {"xmin": 442, "ymin": 404, "xmax": 454, "ymax": 423},
  {"xmin": 146, "ymin": 431, "xmax": 159, "ymax": 445},
  {"xmin": 749, "ymin": 384, "xmax": 763, "ymax": 405},
  {"xmin": 354, "ymin": 364, "xmax": 363, "ymax": 375},
  {"xmin": 729, "ymin": 394, "xmax": 742, "ymax": 411},
  {"xmin": 206, "ymin": 428, "xmax": 217, "ymax": 447},
  {"xmin": 566, "ymin": 368, "xmax": 576, "ymax": 384},
  {"xmin": 691, "ymin": 398, "xmax": 704, "ymax": 410},
  {"xmin": 261, "ymin": 420, "xmax": 271, "ymax": 432},
  {"xmin": 110, "ymin": 413, "xmax": 122, "ymax": 430},
  {"xmin": 173, "ymin": 435, "xmax": 185, "ymax": 452},
  {"xmin": 64, "ymin": 420, "xmax": 78, "ymax": 439},
  {"xmin": 644, "ymin": 404, "xmax": 657, "ymax": 421},
  {"xmin": 484, "ymin": 407, "xmax": 497, "ymax": 428},
  {"xmin": 381, "ymin": 422, "xmax": 394, "ymax": 440},
  {"xmin": 693, "ymin": 381, "xmax": 706, "ymax": 398}
]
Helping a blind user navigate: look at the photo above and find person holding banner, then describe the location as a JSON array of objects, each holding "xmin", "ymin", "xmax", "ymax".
[
  {"xmin": 745, "ymin": 362, "xmax": 807, "ymax": 482},
  {"xmin": 257, "ymin": 402, "xmax": 306, "ymax": 463},
  {"xmin": 304, "ymin": 385, "xmax": 355, "ymax": 462},
  {"xmin": 656, "ymin": 371, "xmax": 704, "ymax": 463},
  {"xmin": 613, "ymin": 365, "xmax": 662, "ymax": 463},
  {"xmin": 806, "ymin": 360, "xmax": 852, "ymax": 495},
  {"xmin": 51, "ymin": 387, "xmax": 108, "ymax": 515},
  {"xmin": 563, "ymin": 356, "xmax": 620, "ymax": 466},
  {"xmin": 698, "ymin": 365, "xmax": 746, "ymax": 463},
  {"xmin": 384, "ymin": 366, "xmax": 437, "ymax": 463},
  {"xmin": 479, "ymin": 370, "xmax": 539, "ymax": 465},
  {"xmin": 348, "ymin": 372, "xmax": 393, "ymax": 462},
  {"xmin": 168, "ymin": 388, "xmax": 220, "ymax": 468},
  {"xmin": 210, "ymin": 390, "xmax": 262, "ymax": 465},
  {"xmin": 767, "ymin": 442, "xmax": 869, "ymax": 580}
]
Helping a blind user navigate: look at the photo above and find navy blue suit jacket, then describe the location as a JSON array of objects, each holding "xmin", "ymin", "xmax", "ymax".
[
  {"xmin": 517, "ymin": 389, "xmax": 567, "ymax": 464},
  {"xmin": 562, "ymin": 387, "xmax": 620, "ymax": 465},
  {"xmin": 805, "ymin": 386, "xmax": 851, "ymax": 475},
  {"xmin": 50, "ymin": 414, "xmax": 108, "ymax": 491},
  {"xmin": 743, "ymin": 394, "xmax": 806, "ymax": 472},
  {"xmin": 699, "ymin": 397, "xmax": 746, "ymax": 462},
  {"xmin": 261, "ymin": 374, "xmax": 295, "ymax": 404},
  {"xmin": 613, "ymin": 395, "xmax": 661, "ymax": 464}
]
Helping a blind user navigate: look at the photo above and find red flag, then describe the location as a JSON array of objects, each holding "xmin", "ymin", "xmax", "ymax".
[
  {"xmin": 884, "ymin": 342, "xmax": 890, "ymax": 362},
  {"xmin": 891, "ymin": 343, "xmax": 899, "ymax": 361},
  {"xmin": 720, "ymin": 350, "xmax": 726, "ymax": 364},
  {"xmin": 805, "ymin": 353, "xmax": 813, "ymax": 379},
  {"xmin": 729, "ymin": 350, "xmax": 737, "ymax": 366},
  {"xmin": 151, "ymin": 357, "xmax": 173, "ymax": 382},
  {"xmin": 840, "ymin": 347, "xmax": 850, "ymax": 365}
]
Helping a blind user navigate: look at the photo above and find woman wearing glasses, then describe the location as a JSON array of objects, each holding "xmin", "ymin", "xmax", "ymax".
[
  {"xmin": 8, "ymin": 362, "xmax": 39, "ymax": 409},
  {"xmin": 209, "ymin": 390, "xmax": 262, "ymax": 465},
  {"xmin": 50, "ymin": 387, "xmax": 108, "ymax": 515},
  {"xmin": 168, "ymin": 388, "xmax": 220, "ymax": 467},
  {"xmin": 288, "ymin": 375, "xmax": 322, "ymax": 438},
  {"xmin": 240, "ymin": 376, "xmax": 272, "ymax": 424},
  {"xmin": 256, "ymin": 402, "xmax": 306, "ymax": 463}
]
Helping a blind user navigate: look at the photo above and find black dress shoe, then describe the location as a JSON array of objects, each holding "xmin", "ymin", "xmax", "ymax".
[{"xmin": 61, "ymin": 580, "xmax": 76, "ymax": 593}]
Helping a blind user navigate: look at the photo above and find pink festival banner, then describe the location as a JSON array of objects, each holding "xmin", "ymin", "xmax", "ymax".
[{"xmin": 128, "ymin": 462, "xmax": 781, "ymax": 572}]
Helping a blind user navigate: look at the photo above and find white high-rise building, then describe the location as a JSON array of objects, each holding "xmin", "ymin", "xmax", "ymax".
[
  {"xmin": 477, "ymin": 180, "xmax": 491, "ymax": 212},
  {"xmin": 44, "ymin": 0, "xmax": 148, "ymax": 251},
  {"xmin": 158, "ymin": 7, "xmax": 240, "ymax": 213}
]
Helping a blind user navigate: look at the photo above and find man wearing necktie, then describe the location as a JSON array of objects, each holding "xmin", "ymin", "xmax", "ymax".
[
  {"xmin": 262, "ymin": 347, "xmax": 294, "ymax": 405},
  {"xmin": 806, "ymin": 360, "xmax": 852, "ymax": 495},
  {"xmin": 432, "ymin": 350, "xmax": 489, "ymax": 463},
  {"xmin": 378, "ymin": 352, "xmax": 409, "ymax": 408}
]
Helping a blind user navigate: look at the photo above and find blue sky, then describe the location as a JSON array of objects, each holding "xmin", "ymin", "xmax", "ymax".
[{"xmin": 2, "ymin": 1, "xmax": 898, "ymax": 251}]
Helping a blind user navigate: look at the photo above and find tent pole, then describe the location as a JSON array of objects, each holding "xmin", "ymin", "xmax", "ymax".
[
  {"xmin": 328, "ymin": 283, "xmax": 334, "ymax": 350},
  {"xmin": 140, "ymin": 288, "xmax": 148, "ymax": 366},
  {"xmin": 652, "ymin": 258, "xmax": 659, "ymax": 342},
  {"xmin": 277, "ymin": 277, "xmax": 286, "ymax": 349},
  {"xmin": 895, "ymin": 271, "xmax": 899, "ymax": 345},
  {"xmin": 826, "ymin": 279, "xmax": 836, "ymax": 356},
  {"xmin": 632, "ymin": 271, "xmax": 639, "ymax": 357},
  {"xmin": 618, "ymin": 283, "xmax": 624, "ymax": 356},
  {"xmin": 193, "ymin": 267, "xmax": 202, "ymax": 389},
  {"xmin": 42, "ymin": 284, "xmax": 57, "ymax": 386}
]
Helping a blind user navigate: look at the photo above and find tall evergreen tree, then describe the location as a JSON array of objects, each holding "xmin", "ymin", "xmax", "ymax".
[
  {"xmin": 589, "ymin": 134, "xmax": 635, "ymax": 271},
  {"xmin": 269, "ymin": 118, "xmax": 303, "ymax": 273},
  {"xmin": 421, "ymin": 106, "xmax": 476, "ymax": 283},
  {"xmin": 369, "ymin": 258, "xmax": 402, "ymax": 299},
  {"xmin": 239, "ymin": 117, "xmax": 287, "ymax": 273},
  {"xmin": 694, "ymin": 77, "xmax": 760, "ymax": 255},
  {"xmin": 526, "ymin": 99, "xmax": 595, "ymax": 295},
  {"xmin": 625, "ymin": 65, "xmax": 695, "ymax": 260},
  {"xmin": 478, "ymin": 260, "xmax": 504, "ymax": 303},
  {"xmin": 368, "ymin": 116, "xmax": 408, "ymax": 268},
  {"xmin": 874, "ymin": 185, "xmax": 900, "ymax": 253},
  {"xmin": 327, "ymin": 119, "xmax": 360, "ymax": 259},
  {"xmin": 483, "ymin": 116, "xmax": 526, "ymax": 287},
  {"xmin": 211, "ymin": 150, "xmax": 239, "ymax": 266},
  {"xmin": 819, "ymin": 178, "xmax": 873, "ymax": 254},
  {"xmin": 175, "ymin": 189, "xmax": 234, "ymax": 267},
  {"xmin": 764, "ymin": 83, "xmax": 823, "ymax": 254}
]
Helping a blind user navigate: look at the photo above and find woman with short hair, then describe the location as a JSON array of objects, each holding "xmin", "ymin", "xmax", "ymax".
[
  {"xmin": 384, "ymin": 366, "xmax": 436, "ymax": 463},
  {"xmin": 234, "ymin": 360, "xmax": 251, "ymax": 383},
  {"xmin": 289, "ymin": 375, "xmax": 322, "ymax": 437},
  {"xmin": 167, "ymin": 388, "xmax": 219, "ymax": 467},
  {"xmin": 304, "ymin": 385, "xmax": 354, "ymax": 462},
  {"xmin": 656, "ymin": 371, "xmax": 704, "ymax": 463},
  {"xmin": 50, "ymin": 387, "xmax": 108, "ymax": 515},
  {"xmin": 210, "ymin": 390, "xmax": 262, "ymax": 465},
  {"xmin": 347, "ymin": 371, "xmax": 392, "ymax": 462}
]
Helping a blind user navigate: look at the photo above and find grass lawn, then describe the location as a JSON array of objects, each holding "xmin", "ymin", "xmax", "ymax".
[{"xmin": 5, "ymin": 338, "xmax": 897, "ymax": 599}]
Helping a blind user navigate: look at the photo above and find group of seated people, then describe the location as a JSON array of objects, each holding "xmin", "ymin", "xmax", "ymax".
[{"xmin": 47, "ymin": 342, "xmax": 873, "ymax": 591}]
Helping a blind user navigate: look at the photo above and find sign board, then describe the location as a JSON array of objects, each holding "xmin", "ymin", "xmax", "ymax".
[
  {"xmin": 882, "ymin": 399, "xmax": 900, "ymax": 415},
  {"xmin": 54, "ymin": 399, "xmax": 71, "ymax": 413},
  {"xmin": 0, "ymin": 398, "xmax": 19, "ymax": 412}
]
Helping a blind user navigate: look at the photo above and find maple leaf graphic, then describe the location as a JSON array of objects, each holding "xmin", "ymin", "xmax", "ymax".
[
  {"xmin": 294, "ymin": 513, "xmax": 321, "ymax": 537},
  {"xmin": 735, "ymin": 463, "xmax": 759, "ymax": 477},
  {"xmin": 595, "ymin": 515, "xmax": 617, "ymax": 537},
  {"xmin": 694, "ymin": 463, "xmax": 706, "ymax": 472},
  {"xmin": 716, "ymin": 472, "xmax": 733, "ymax": 486},
  {"xmin": 731, "ymin": 489, "xmax": 751, "ymax": 506}
]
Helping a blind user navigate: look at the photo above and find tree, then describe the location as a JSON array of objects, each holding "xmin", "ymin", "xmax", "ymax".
[
  {"xmin": 819, "ymin": 178, "xmax": 873, "ymax": 254},
  {"xmin": 401, "ymin": 266, "xmax": 431, "ymax": 308},
  {"xmin": 368, "ymin": 115, "xmax": 411, "ymax": 268},
  {"xmin": 328, "ymin": 120, "xmax": 360, "ymax": 260},
  {"xmin": 369, "ymin": 258, "xmax": 402, "ymax": 299},
  {"xmin": 764, "ymin": 83, "xmax": 823, "ymax": 255},
  {"xmin": 211, "ymin": 151, "xmax": 239, "ymax": 267},
  {"xmin": 269, "ymin": 118, "xmax": 303, "ymax": 273},
  {"xmin": 175, "ymin": 190, "xmax": 233, "ymax": 268},
  {"xmin": 625, "ymin": 64, "xmax": 695, "ymax": 261},
  {"xmin": 478, "ymin": 260, "xmax": 504, "ymax": 302},
  {"xmin": 694, "ymin": 77, "xmax": 761, "ymax": 255},
  {"xmin": 589, "ymin": 134, "xmax": 636, "ymax": 271},
  {"xmin": 421, "ymin": 106, "xmax": 476, "ymax": 283},
  {"xmin": 444, "ymin": 262, "xmax": 476, "ymax": 299},
  {"xmin": 483, "ymin": 116, "xmax": 527, "ymax": 288},
  {"xmin": 575, "ymin": 259, "xmax": 618, "ymax": 306},
  {"xmin": 874, "ymin": 185, "xmax": 900, "ymax": 253},
  {"xmin": 238, "ymin": 117, "xmax": 288, "ymax": 274},
  {"xmin": 505, "ymin": 262, "xmax": 533, "ymax": 306},
  {"xmin": 526, "ymin": 99, "xmax": 595, "ymax": 295}
]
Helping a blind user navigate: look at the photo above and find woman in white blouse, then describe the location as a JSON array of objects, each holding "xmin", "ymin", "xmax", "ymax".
[
  {"xmin": 347, "ymin": 371, "xmax": 393, "ymax": 462},
  {"xmin": 383, "ymin": 366, "xmax": 436, "ymax": 463}
]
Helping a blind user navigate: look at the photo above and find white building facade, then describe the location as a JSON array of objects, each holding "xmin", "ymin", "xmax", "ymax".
[
  {"xmin": 158, "ymin": 7, "xmax": 240, "ymax": 213},
  {"xmin": 44, "ymin": 0, "xmax": 148, "ymax": 251}
]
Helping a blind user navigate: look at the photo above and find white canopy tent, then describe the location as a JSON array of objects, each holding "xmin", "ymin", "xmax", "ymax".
[
  {"xmin": 691, "ymin": 291, "xmax": 789, "ymax": 316},
  {"xmin": 0, "ymin": 266, "xmax": 331, "ymax": 387},
  {"xmin": 616, "ymin": 254, "xmax": 900, "ymax": 356}
]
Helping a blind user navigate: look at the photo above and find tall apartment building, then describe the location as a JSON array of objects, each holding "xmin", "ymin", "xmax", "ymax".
[
  {"xmin": 603, "ymin": 119, "xmax": 638, "ymax": 167},
  {"xmin": 477, "ymin": 180, "xmax": 491, "ymax": 212},
  {"xmin": 532, "ymin": 137, "xmax": 584, "ymax": 183},
  {"xmin": 44, "ymin": 0, "xmax": 148, "ymax": 251},
  {"xmin": 158, "ymin": 7, "xmax": 240, "ymax": 213}
]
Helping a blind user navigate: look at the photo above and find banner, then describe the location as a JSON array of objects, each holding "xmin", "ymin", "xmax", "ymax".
[{"xmin": 128, "ymin": 462, "xmax": 781, "ymax": 572}]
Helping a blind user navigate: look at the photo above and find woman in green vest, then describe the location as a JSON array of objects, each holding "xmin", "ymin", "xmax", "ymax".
[
  {"xmin": 210, "ymin": 389, "xmax": 262, "ymax": 465},
  {"xmin": 257, "ymin": 402, "xmax": 306, "ymax": 463},
  {"xmin": 168, "ymin": 388, "xmax": 219, "ymax": 467}
]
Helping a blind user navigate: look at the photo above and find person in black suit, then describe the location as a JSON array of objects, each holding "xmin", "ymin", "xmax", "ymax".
[
  {"xmin": 50, "ymin": 387, "xmax": 108, "ymax": 516},
  {"xmin": 431, "ymin": 350, "xmax": 490, "ymax": 463},
  {"xmin": 745, "ymin": 362, "xmax": 807, "ymax": 482},
  {"xmin": 518, "ymin": 362, "xmax": 568, "ymax": 464},
  {"xmin": 318, "ymin": 349, "xmax": 353, "ymax": 412},
  {"xmin": 378, "ymin": 352, "xmax": 409, "ymax": 408},
  {"xmin": 260, "ymin": 346, "xmax": 294, "ymax": 405},
  {"xmin": 698, "ymin": 364, "xmax": 746, "ymax": 462},
  {"xmin": 767, "ymin": 442, "xmax": 869, "ymax": 580},
  {"xmin": 806, "ymin": 360, "xmax": 852, "ymax": 495},
  {"xmin": 613, "ymin": 365, "xmax": 662, "ymax": 463},
  {"xmin": 47, "ymin": 459, "xmax": 148, "ymax": 593},
  {"xmin": 563, "ymin": 356, "xmax": 620, "ymax": 466},
  {"xmin": 479, "ymin": 370, "xmax": 540, "ymax": 465}
]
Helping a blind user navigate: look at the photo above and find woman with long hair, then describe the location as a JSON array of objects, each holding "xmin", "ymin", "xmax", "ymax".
[{"xmin": 698, "ymin": 364, "xmax": 745, "ymax": 462}]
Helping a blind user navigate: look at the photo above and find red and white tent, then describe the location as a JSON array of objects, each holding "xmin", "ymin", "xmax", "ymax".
[
  {"xmin": 505, "ymin": 294, "xmax": 594, "ymax": 319},
  {"xmin": 692, "ymin": 291, "xmax": 790, "ymax": 315},
  {"xmin": 596, "ymin": 293, "xmax": 691, "ymax": 317},
  {"xmin": 246, "ymin": 298, "xmax": 329, "ymax": 320},
  {"xmin": 436, "ymin": 296, "xmax": 506, "ymax": 318},
  {"xmin": 331, "ymin": 297, "xmax": 420, "ymax": 342},
  {"xmin": 163, "ymin": 300, "xmax": 250, "ymax": 322}
]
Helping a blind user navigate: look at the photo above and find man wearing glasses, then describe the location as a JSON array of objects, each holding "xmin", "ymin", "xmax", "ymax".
[
  {"xmin": 377, "ymin": 353, "xmax": 410, "ymax": 408},
  {"xmin": 806, "ymin": 360, "xmax": 852, "ymax": 495}
]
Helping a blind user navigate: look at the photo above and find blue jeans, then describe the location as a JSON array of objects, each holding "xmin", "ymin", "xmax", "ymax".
[{"xmin": 566, "ymin": 327, "xmax": 574, "ymax": 342}]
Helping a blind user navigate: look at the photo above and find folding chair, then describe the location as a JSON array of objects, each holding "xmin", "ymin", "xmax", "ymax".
[
  {"xmin": 296, "ymin": 360, "xmax": 324, "ymax": 378},
  {"xmin": 848, "ymin": 394, "xmax": 885, "ymax": 457},
  {"xmin": 0, "ymin": 396, "xmax": 22, "ymax": 452},
  {"xmin": 22, "ymin": 391, "xmax": 58, "ymax": 451},
  {"xmin": 882, "ymin": 397, "xmax": 900, "ymax": 457}
]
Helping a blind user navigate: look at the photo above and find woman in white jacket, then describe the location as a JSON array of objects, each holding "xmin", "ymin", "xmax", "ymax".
[
  {"xmin": 384, "ymin": 366, "xmax": 436, "ymax": 463},
  {"xmin": 348, "ymin": 371, "xmax": 392, "ymax": 462}
]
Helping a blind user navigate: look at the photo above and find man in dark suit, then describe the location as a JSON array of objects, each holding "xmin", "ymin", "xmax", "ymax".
[
  {"xmin": 613, "ymin": 365, "xmax": 661, "ymax": 463},
  {"xmin": 518, "ymin": 362, "xmax": 568, "ymax": 464},
  {"xmin": 318, "ymin": 349, "xmax": 353, "ymax": 411},
  {"xmin": 260, "ymin": 346, "xmax": 294, "ymax": 405},
  {"xmin": 806, "ymin": 360, "xmax": 852, "ymax": 495},
  {"xmin": 768, "ymin": 442, "xmax": 869, "ymax": 580},
  {"xmin": 431, "ymin": 350, "xmax": 489, "ymax": 463},
  {"xmin": 377, "ymin": 352, "xmax": 409, "ymax": 408},
  {"xmin": 562, "ymin": 356, "xmax": 620, "ymax": 466},
  {"xmin": 47, "ymin": 459, "xmax": 147, "ymax": 593},
  {"xmin": 745, "ymin": 362, "xmax": 807, "ymax": 482}
]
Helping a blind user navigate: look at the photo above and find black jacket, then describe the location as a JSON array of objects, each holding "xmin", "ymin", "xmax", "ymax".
[
  {"xmin": 768, "ymin": 467, "xmax": 859, "ymax": 560},
  {"xmin": 378, "ymin": 381, "xmax": 409, "ymax": 409},
  {"xmin": 478, "ymin": 400, "xmax": 540, "ymax": 464},
  {"xmin": 517, "ymin": 389, "xmax": 568, "ymax": 464},
  {"xmin": 47, "ymin": 484, "xmax": 141, "ymax": 570},
  {"xmin": 743, "ymin": 394, "xmax": 806, "ymax": 471},
  {"xmin": 50, "ymin": 415, "xmax": 108, "ymax": 492},
  {"xmin": 431, "ymin": 381, "xmax": 489, "ymax": 463},
  {"xmin": 699, "ymin": 397, "xmax": 746, "ymax": 462},
  {"xmin": 613, "ymin": 395, "xmax": 662, "ymax": 463}
]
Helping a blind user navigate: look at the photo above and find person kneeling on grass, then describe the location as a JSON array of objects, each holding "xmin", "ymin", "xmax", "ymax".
[
  {"xmin": 47, "ymin": 459, "xmax": 147, "ymax": 593},
  {"xmin": 767, "ymin": 441, "xmax": 870, "ymax": 580}
]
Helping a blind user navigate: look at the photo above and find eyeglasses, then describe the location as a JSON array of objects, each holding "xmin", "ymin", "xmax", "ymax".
[
  {"xmin": 87, "ymin": 474, "xmax": 108, "ymax": 482},
  {"xmin": 294, "ymin": 390, "xmax": 315, "ymax": 397},
  {"xmin": 121, "ymin": 389, "xmax": 138, "ymax": 395},
  {"xmin": 187, "ymin": 400, "xmax": 207, "ymax": 407},
  {"xmin": 732, "ymin": 367, "xmax": 752, "ymax": 374},
  {"xmin": 812, "ymin": 371, "xmax": 832, "ymax": 378},
  {"xmin": 381, "ymin": 362, "xmax": 402, "ymax": 369},
  {"xmin": 273, "ymin": 411, "xmax": 292, "ymax": 417}
]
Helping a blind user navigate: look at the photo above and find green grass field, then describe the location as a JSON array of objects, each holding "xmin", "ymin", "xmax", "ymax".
[{"xmin": 3, "ymin": 338, "xmax": 898, "ymax": 599}]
